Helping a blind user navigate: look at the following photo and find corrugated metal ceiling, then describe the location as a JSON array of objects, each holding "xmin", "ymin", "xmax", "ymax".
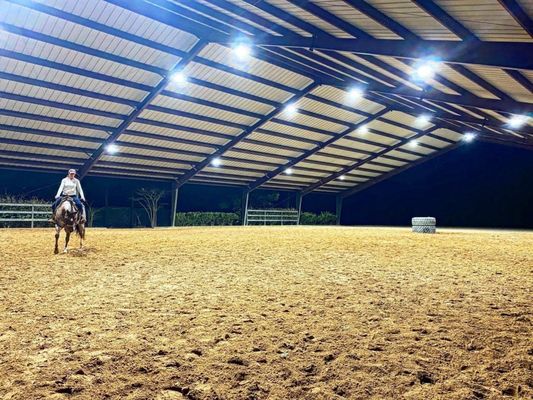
[{"xmin": 0, "ymin": 0, "xmax": 530, "ymax": 197}]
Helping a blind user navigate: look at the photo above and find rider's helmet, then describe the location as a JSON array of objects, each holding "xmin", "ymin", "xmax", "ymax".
[{"xmin": 68, "ymin": 169, "xmax": 76, "ymax": 176}]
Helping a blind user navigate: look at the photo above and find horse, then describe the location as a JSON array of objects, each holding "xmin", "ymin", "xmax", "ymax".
[{"xmin": 53, "ymin": 197, "xmax": 86, "ymax": 254}]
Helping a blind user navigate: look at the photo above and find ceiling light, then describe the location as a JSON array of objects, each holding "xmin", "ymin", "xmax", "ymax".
[
  {"xmin": 170, "ymin": 72, "xmax": 187, "ymax": 84},
  {"xmin": 463, "ymin": 132, "xmax": 476, "ymax": 142},
  {"xmin": 411, "ymin": 60, "xmax": 439, "ymax": 82},
  {"xmin": 409, "ymin": 140, "xmax": 418, "ymax": 147},
  {"xmin": 211, "ymin": 157, "xmax": 222, "ymax": 167},
  {"xmin": 285, "ymin": 167, "xmax": 293, "ymax": 175},
  {"xmin": 348, "ymin": 87, "xmax": 364, "ymax": 100},
  {"xmin": 233, "ymin": 44, "xmax": 252, "ymax": 60},
  {"xmin": 339, "ymin": 175, "xmax": 345, "ymax": 181},
  {"xmin": 105, "ymin": 143, "xmax": 119, "ymax": 154},
  {"xmin": 284, "ymin": 104, "xmax": 298, "ymax": 116},
  {"xmin": 416, "ymin": 114, "xmax": 431, "ymax": 126},
  {"xmin": 357, "ymin": 124, "xmax": 368, "ymax": 134},
  {"xmin": 507, "ymin": 115, "xmax": 528, "ymax": 129}
]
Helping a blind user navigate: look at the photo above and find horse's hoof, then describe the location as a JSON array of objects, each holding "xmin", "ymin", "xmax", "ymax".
[
  {"xmin": 54, "ymin": 250, "xmax": 59, "ymax": 255},
  {"xmin": 63, "ymin": 249, "xmax": 68, "ymax": 253}
]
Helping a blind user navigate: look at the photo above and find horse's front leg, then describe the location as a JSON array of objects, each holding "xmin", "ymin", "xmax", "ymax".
[
  {"xmin": 64, "ymin": 230, "xmax": 71, "ymax": 253},
  {"xmin": 54, "ymin": 226, "xmax": 61, "ymax": 254},
  {"xmin": 79, "ymin": 225, "xmax": 85, "ymax": 249}
]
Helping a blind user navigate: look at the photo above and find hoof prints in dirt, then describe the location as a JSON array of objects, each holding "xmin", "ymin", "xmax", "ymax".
[
  {"xmin": 67, "ymin": 247, "xmax": 96, "ymax": 257},
  {"xmin": 2, "ymin": 227, "xmax": 532, "ymax": 399}
]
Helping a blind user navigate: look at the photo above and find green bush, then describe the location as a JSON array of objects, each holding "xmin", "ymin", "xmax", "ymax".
[
  {"xmin": 174, "ymin": 212, "xmax": 240, "ymax": 226},
  {"xmin": 299, "ymin": 211, "xmax": 337, "ymax": 225}
]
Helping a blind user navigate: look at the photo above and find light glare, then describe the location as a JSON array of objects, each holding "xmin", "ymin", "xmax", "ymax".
[
  {"xmin": 284, "ymin": 104, "xmax": 297, "ymax": 116},
  {"xmin": 285, "ymin": 168, "xmax": 293, "ymax": 175},
  {"xmin": 339, "ymin": 175, "xmax": 345, "ymax": 181},
  {"xmin": 416, "ymin": 114, "xmax": 431, "ymax": 126},
  {"xmin": 508, "ymin": 115, "xmax": 528, "ymax": 129},
  {"xmin": 463, "ymin": 132, "xmax": 476, "ymax": 142},
  {"xmin": 211, "ymin": 157, "xmax": 222, "ymax": 167},
  {"xmin": 411, "ymin": 60, "xmax": 439, "ymax": 82},
  {"xmin": 233, "ymin": 44, "xmax": 252, "ymax": 60},
  {"xmin": 348, "ymin": 87, "xmax": 364, "ymax": 100},
  {"xmin": 171, "ymin": 72, "xmax": 187, "ymax": 84},
  {"xmin": 357, "ymin": 124, "xmax": 368, "ymax": 134},
  {"xmin": 105, "ymin": 144, "xmax": 119, "ymax": 154},
  {"xmin": 409, "ymin": 140, "xmax": 418, "ymax": 147}
]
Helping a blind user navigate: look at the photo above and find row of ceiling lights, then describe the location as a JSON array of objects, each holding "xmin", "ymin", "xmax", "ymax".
[{"xmin": 103, "ymin": 44, "xmax": 529, "ymax": 181}]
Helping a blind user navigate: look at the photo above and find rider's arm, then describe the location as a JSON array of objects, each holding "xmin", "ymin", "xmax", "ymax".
[
  {"xmin": 77, "ymin": 180, "xmax": 86, "ymax": 201},
  {"xmin": 55, "ymin": 179, "xmax": 65, "ymax": 199}
]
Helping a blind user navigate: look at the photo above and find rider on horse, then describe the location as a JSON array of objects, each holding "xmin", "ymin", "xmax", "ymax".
[{"xmin": 52, "ymin": 169, "xmax": 86, "ymax": 223}]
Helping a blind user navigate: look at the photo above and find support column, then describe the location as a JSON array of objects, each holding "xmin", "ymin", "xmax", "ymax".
[
  {"xmin": 170, "ymin": 181, "xmax": 179, "ymax": 227},
  {"xmin": 241, "ymin": 190, "xmax": 250, "ymax": 226},
  {"xmin": 104, "ymin": 187, "xmax": 109, "ymax": 227},
  {"xmin": 296, "ymin": 192, "xmax": 303, "ymax": 225},
  {"xmin": 335, "ymin": 195, "xmax": 343, "ymax": 226}
]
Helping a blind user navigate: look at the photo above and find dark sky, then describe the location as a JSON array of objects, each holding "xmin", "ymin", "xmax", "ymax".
[
  {"xmin": 1, "ymin": 141, "xmax": 532, "ymax": 228},
  {"xmin": 340, "ymin": 141, "xmax": 533, "ymax": 228}
]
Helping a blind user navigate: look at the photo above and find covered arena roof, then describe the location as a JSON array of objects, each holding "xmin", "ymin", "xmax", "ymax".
[{"xmin": 0, "ymin": 0, "xmax": 531, "ymax": 197}]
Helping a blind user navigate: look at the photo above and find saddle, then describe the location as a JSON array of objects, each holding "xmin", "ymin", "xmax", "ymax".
[
  {"xmin": 56, "ymin": 196, "xmax": 85, "ymax": 224},
  {"xmin": 58, "ymin": 196, "xmax": 78, "ymax": 213}
]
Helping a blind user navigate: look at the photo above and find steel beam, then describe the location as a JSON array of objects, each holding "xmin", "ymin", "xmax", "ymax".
[
  {"xmin": 339, "ymin": 142, "xmax": 463, "ymax": 199},
  {"xmin": 109, "ymin": 0, "xmax": 532, "ymax": 114},
  {"xmin": 170, "ymin": 182, "xmax": 179, "ymax": 227},
  {"xmin": 343, "ymin": 0, "xmax": 418, "ymax": 39},
  {"xmin": 335, "ymin": 195, "xmax": 343, "ymax": 225},
  {"xmin": 207, "ymin": 35, "xmax": 532, "ymax": 70},
  {"xmin": 174, "ymin": 81, "xmax": 320, "ymax": 188},
  {"xmin": 497, "ymin": 0, "xmax": 533, "ymax": 37},
  {"xmin": 0, "ymin": 22, "xmax": 166, "ymax": 75},
  {"xmin": 77, "ymin": 39, "xmax": 209, "ymax": 178},
  {"xmin": 245, "ymin": 108, "xmax": 391, "ymax": 192},
  {"xmin": 411, "ymin": 0, "xmax": 476, "ymax": 39},
  {"xmin": 0, "ymin": 91, "xmax": 126, "ymax": 120},
  {"xmin": 301, "ymin": 125, "xmax": 440, "ymax": 195},
  {"xmin": 241, "ymin": 190, "xmax": 250, "ymax": 226},
  {"xmin": 0, "ymin": 108, "xmax": 114, "ymax": 131},
  {"xmin": 0, "ymin": 71, "xmax": 137, "ymax": 107}
]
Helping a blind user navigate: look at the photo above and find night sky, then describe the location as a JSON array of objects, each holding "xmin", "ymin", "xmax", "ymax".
[{"xmin": 1, "ymin": 141, "xmax": 532, "ymax": 228}]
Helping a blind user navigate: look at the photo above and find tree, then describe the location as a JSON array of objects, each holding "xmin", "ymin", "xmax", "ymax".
[{"xmin": 134, "ymin": 188, "xmax": 165, "ymax": 228}]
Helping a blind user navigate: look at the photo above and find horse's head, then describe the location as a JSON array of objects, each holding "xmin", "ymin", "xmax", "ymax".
[
  {"xmin": 64, "ymin": 209, "xmax": 78, "ymax": 226},
  {"xmin": 56, "ymin": 199, "xmax": 78, "ymax": 227}
]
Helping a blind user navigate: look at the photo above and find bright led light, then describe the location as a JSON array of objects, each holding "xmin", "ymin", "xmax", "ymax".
[
  {"xmin": 105, "ymin": 143, "xmax": 119, "ymax": 154},
  {"xmin": 284, "ymin": 104, "xmax": 298, "ymax": 116},
  {"xmin": 211, "ymin": 157, "xmax": 222, "ymax": 167},
  {"xmin": 416, "ymin": 114, "xmax": 431, "ymax": 126},
  {"xmin": 409, "ymin": 140, "xmax": 418, "ymax": 147},
  {"xmin": 284, "ymin": 168, "xmax": 293, "ymax": 175},
  {"xmin": 171, "ymin": 72, "xmax": 187, "ymax": 84},
  {"xmin": 348, "ymin": 87, "xmax": 364, "ymax": 100},
  {"xmin": 357, "ymin": 124, "xmax": 368, "ymax": 134},
  {"xmin": 233, "ymin": 44, "xmax": 252, "ymax": 60},
  {"xmin": 339, "ymin": 175, "xmax": 345, "ymax": 181},
  {"xmin": 507, "ymin": 115, "xmax": 528, "ymax": 129},
  {"xmin": 463, "ymin": 132, "xmax": 476, "ymax": 142},
  {"xmin": 411, "ymin": 60, "xmax": 439, "ymax": 82}
]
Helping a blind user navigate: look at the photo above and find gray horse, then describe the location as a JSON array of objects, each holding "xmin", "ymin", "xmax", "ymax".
[{"xmin": 53, "ymin": 197, "xmax": 86, "ymax": 254}]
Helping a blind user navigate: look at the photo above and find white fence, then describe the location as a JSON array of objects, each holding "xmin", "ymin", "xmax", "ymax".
[
  {"xmin": 0, "ymin": 203, "xmax": 52, "ymax": 228},
  {"xmin": 244, "ymin": 209, "xmax": 300, "ymax": 226}
]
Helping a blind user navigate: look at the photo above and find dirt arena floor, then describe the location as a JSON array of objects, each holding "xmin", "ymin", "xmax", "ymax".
[{"xmin": 0, "ymin": 227, "xmax": 532, "ymax": 400}]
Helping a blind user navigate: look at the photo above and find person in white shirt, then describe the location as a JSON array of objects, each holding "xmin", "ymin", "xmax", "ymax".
[{"xmin": 52, "ymin": 169, "xmax": 86, "ymax": 222}]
